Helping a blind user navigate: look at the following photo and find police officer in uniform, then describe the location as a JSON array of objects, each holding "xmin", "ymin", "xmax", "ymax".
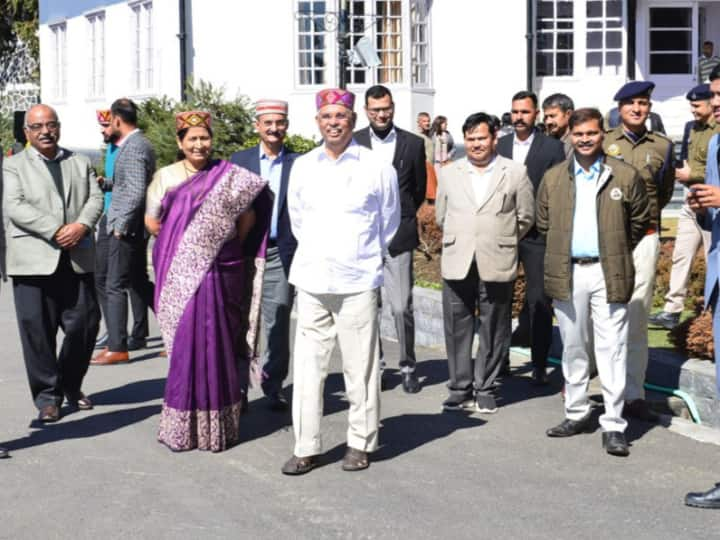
[{"xmin": 603, "ymin": 81, "xmax": 675, "ymax": 422}]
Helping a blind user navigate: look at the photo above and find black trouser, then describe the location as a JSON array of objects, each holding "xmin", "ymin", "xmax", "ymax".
[
  {"xmin": 13, "ymin": 253, "xmax": 100, "ymax": 409},
  {"xmin": 517, "ymin": 238, "xmax": 552, "ymax": 371},
  {"xmin": 106, "ymin": 234, "xmax": 155, "ymax": 352},
  {"xmin": 95, "ymin": 214, "xmax": 149, "ymax": 342},
  {"xmin": 442, "ymin": 262, "xmax": 512, "ymax": 398}
]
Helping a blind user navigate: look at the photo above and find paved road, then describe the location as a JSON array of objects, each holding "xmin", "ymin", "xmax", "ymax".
[{"xmin": 1, "ymin": 285, "xmax": 720, "ymax": 539}]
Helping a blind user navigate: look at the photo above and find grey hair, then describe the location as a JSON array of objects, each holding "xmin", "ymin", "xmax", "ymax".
[{"xmin": 542, "ymin": 93, "xmax": 575, "ymax": 112}]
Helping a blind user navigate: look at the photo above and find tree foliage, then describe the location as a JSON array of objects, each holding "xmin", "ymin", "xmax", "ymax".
[{"xmin": 0, "ymin": 0, "xmax": 39, "ymax": 81}]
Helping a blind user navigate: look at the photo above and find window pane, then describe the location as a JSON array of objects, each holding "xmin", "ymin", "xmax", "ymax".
[
  {"xmin": 606, "ymin": 31, "xmax": 622, "ymax": 48},
  {"xmin": 537, "ymin": 20, "xmax": 553, "ymax": 30},
  {"xmin": 557, "ymin": 21, "xmax": 572, "ymax": 29},
  {"xmin": 650, "ymin": 53, "xmax": 692, "ymax": 73},
  {"xmin": 557, "ymin": 52, "xmax": 573, "ymax": 75},
  {"xmin": 298, "ymin": 17, "xmax": 311, "ymax": 32},
  {"xmin": 587, "ymin": 31, "xmax": 602, "ymax": 49},
  {"xmin": 588, "ymin": 21, "xmax": 602, "ymax": 29},
  {"xmin": 536, "ymin": 52, "xmax": 554, "ymax": 76},
  {"xmin": 537, "ymin": 32, "xmax": 553, "ymax": 50},
  {"xmin": 557, "ymin": 32, "xmax": 573, "ymax": 50},
  {"xmin": 299, "ymin": 52, "xmax": 311, "ymax": 67},
  {"xmin": 557, "ymin": 1, "xmax": 573, "ymax": 18},
  {"xmin": 313, "ymin": 16, "xmax": 325, "ymax": 32},
  {"xmin": 650, "ymin": 30, "xmax": 691, "ymax": 51},
  {"xmin": 313, "ymin": 1, "xmax": 325, "ymax": 14},
  {"xmin": 607, "ymin": 19, "xmax": 622, "ymax": 28},
  {"xmin": 537, "ymin": 1, "xmax": 554, "ymax": 18},
  {"xmin": 587, "ymin": 51, "xmax": 603, "ymax": 67},
  {"xmin": 606, "ymin": 51, "xmax": 622, "ymax": 66},
  {"xmin": 607, "ymin": 1, "xmax": 622, "ymax": 17},
  {"xmin": 315, "ymin": 69, "xmax": 324, "ymax": 83},
  {"xmin": 650, "ymin": 8, "xmax": 691, "ymax": 28},
  {"xmin": 313, "ymin": 35, "xmax": 325, "ymax": 49},
  {"xmin": 298, "ymin": 1, "xmax": 311, "ymax": 15},
  {"xmin": 314, "ymin": 52, "xmax": 324, "ymax": 67},
  {"xmin": 587, "ymin": 1, "xmax": 602, "ymax": 18},
  {"xmin": 298, "ymin": 35, "xmax": 311, "ymax": 49}
]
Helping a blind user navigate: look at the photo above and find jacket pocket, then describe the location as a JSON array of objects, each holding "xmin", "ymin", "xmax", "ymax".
[
  {"xmin": 442, "ymin": 234, "xmax": 456, "ymax": 247},
  {"xmin": 497, "ymin": 234, "xmax": 517, "ymax": 247}
]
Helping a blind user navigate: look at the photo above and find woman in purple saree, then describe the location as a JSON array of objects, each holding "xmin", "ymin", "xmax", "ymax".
[{"xmin": 145, "ymin": 111, "xmax": 270, "ymax": 452}]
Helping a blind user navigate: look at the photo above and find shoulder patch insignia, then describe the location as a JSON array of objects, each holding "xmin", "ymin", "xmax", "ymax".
[
  {"xmin": 607, "ymin": 143, "xmax": 621, "ymax": 157},
  {"xmin": 610, "ymin": 187, "xmax": 623, "ymax": 201}
]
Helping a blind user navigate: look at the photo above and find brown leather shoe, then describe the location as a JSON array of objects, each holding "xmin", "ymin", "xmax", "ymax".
[
  {"xmin": 342, "ymin": 447, "xmax": 369, "ymax": 471},
  {"xmin": 66, "ymin": 392, "xmax": 93, "ymax": 410},
  {"xmin": 38, "ymin": 404, "xmax": 60, "ymax": 423},
  {"xmin": 91, "ymin": 348, "xmax": 130, "ymax": 365},
  {"xmin": 281, "ymin": 454, "xmax": 319, "ymax": 475}
]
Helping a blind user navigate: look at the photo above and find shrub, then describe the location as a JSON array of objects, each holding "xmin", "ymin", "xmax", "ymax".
[
  {"xmin": 670, "ymin": 310, "xmax": 714, "ymax": 360},
  {"xmin": 653, "ymin": 238, "xmax": 705, "ymax": 311}
]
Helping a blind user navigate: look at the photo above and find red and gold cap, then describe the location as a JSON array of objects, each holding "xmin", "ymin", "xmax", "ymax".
[
  {"xmin": 315, "ymin": 88, "xmax": 355, "ymax": 111},
  {"xmin": 175, "ymin": 110, "xmax": 212, "ymax": 132},
  {"xmin": 96, "ymin": 109, "xmax": 112, "ymax": 125}
]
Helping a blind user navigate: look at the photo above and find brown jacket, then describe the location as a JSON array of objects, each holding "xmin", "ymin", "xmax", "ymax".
[{"xmin": 536, "ymin": 155, "xmax": 650, "ymax": 303}]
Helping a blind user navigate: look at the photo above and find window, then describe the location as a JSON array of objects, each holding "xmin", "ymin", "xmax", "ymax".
[
  {"xmin": 375, "ymin": 0, "xmax": 403, "ymax": 84},
  {"xmin": 410, "ymin": 3, "xmax": 430, "ymax": 87},
  {"xmin": 131, "ymin": 1, "xmax": 153, "ymax": 91},
  {"xmin": 344, "ymin": 1, "xmax": 368, "ymax": 85},
  {"xmin": 49, "ymin": 22, "xmax": 67, "ymax": 100},
  {"xmin": 297, "ymin": 1, "xmax": 327, "ymax": 86},
  {"xmin": 87, "ymin": 12, "xmax": 105, "ymax": 97},
  {"xmin": 648, "ymin": 7, "xmax": 692, "ymax": 74},
  {"xmin": 586, "ymin": 1, "xmax": 623, "ymax": 76},
  {"xmin": 536, "ymin": 1, "xmax": 574, "ymax": 76}
]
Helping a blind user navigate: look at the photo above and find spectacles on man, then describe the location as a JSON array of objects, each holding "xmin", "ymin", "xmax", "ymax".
[{"xmin": 26, "ymin": 121, "xmax": 61, "ymax": 132}]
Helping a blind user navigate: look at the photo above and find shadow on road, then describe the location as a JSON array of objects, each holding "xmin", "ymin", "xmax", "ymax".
[
  {"xmin": 89, "ymin": 378, "xmax": 166, "ymax": 405},
  {"xmin": 4, "ymin": 405, "xmax": 160, "ymax": 451}
]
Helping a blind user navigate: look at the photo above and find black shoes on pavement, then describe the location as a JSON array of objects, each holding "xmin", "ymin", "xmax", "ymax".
[
  {"xmin": 127, "ymin": 337, "xmax": 147, "ymax": 351},
  {"xmin": 602, "ymin": 431, "xmax": 630, "ymax": 457},
  {"xmin": 685, "ymin": 484, "xmax": 720, "ymax": 509},
  {"xmin": 648, "ymin": 311, "xmax": 680, "ymax": 330},
  {"xmin": 546, "ymin": 417, "xmax": 592, "ymax": 437},
  {"xmin": 401, "ymin": 371, "xmax": 421, "ymax": 394},
  {"xmin": 475, "ymin": 394, "xmax": 498, "ymax": 414},
  {"xmin": 442, "ymin": 396, "xmax": 475, "ymax": 412},
  {"xmin": 267, "ymin": 391, "xmax": 289, "ymax": 412}
]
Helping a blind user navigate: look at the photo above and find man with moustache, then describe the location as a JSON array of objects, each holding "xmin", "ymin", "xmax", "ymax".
[
  {"xmin": 93, "ymin": 109, "xmax": 149, "ymax": 350},
  {"xmin": 230, "ymin": 100, "xmax": 298, "ymax": 411},
  {"xmin": 651, "ymin": 84, "xmax": 718, "ymax": 329},
  {"xmin": 436, "ymin": 112, "xmax": 534, "ymax": 413},
  {"xmin": 538, "ymin": 108, "xmax": 650, "ymax": 457},
  {"xmin": 603, "ymin": 81, "xmax": 675, "ymax": 422},
  {"xmin": 542, "ymin": 93, "xmax": 574, "ymax": 158},
  {"xmin": 92, "ymin": 98, "xmax": 156, "ymax": 365},
  {"xmin": 497, "ymin": 91, "xmax": 565, "ymax": 384},
  {"xmin": 685, "ymin": 64, "xmax": 720, "ymax": 508},
  {"xmin": 355, "ymin": 85, "xmax": 427, "ymax": 393},
  {"xmin": 282, "ymin": 88, "xmax": 400, "ymax": 475},
  {"xmin": 3, "ymin": 104, "xmax": 104, "ymax": 422}
]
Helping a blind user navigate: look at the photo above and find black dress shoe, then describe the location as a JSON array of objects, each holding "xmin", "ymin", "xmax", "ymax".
[
  {"xmin": 94, "ymin": 333, "xmax": 109, "ymax": 349},
  {"xmin": 546, "ymin": 417, "xmax": 591, "ymax": 437},
  {"xmin": 442, "ymin": 395, "xmax": 474, "ymax": 412},
  {"xmin": 624, "ymin": 399, "xmax": 659, "ymax": 422},
  {"xmin": 648, "ymin": 311, "xmax": 680, "ymax": 330},
  {"xmin": 531, "ymin": 367, "xmax": 548, "ymax": 386},
  {"xmin": 127, "ymin": 337, "xmax": 147, "ymax": 351},
  {"xmin": 685, "ymin": 483, "xmax": 720, "ymax": 509},
  {"xmin": 0, "ymin": 447, "xmax": 9, "ymax": 459},
  {"xmin": 602, "ymin": 431, "xmax": 629, "ymax": 457},
  {"xmin": 401, "ymin": 371, "xmax": 420, "ymax": 394},
  {"xmin": 267, "ymin": 391, "xmax": 289, "ymax": 411},
  {"xmin": 38, "ymin": 404, "xmax": 60, "ymax": 423}
]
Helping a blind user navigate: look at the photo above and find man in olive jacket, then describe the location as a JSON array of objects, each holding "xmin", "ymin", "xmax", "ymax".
[{"xmin": 536, "ymin": 108, "xmax": 650, "ymax": 457}]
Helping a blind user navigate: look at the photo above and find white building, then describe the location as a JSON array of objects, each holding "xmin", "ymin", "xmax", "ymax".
[{"xmin": 39, "ymin": 0, "xmax": 720, "ymax": 151}]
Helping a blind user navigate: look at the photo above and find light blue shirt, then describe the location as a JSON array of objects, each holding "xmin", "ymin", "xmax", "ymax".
[
  {"xmin": 259, "ymin": 146, "xmax": 284, "ymax": 240},
  {"xmin": 570, "ymin": 157, "xmax": 602, "ymax": 258}
]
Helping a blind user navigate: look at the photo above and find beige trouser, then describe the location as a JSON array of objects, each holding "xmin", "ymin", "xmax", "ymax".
[
  {"xmin": 626, "ymin": 232, "xmax": 660, "ymax": 401},
  {"xmin": 555, "ymin": 262, "xmax": 628, "ymax": 432},
  {"xmin": 663, "ymin": 203, "xmax": 710, "ymax": 313},
  {"xmin": 292, "ymin": 288, "xmax": 380, "ymax": 458}
]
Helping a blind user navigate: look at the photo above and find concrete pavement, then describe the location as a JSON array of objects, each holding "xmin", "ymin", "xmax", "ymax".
[{"xmin": 1, "ymin": 285, "xmax": 720, "ymax": 539}]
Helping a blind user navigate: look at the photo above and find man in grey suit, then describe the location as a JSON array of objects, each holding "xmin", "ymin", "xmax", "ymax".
[
  {"xmin": 3, "ymin": 104, "xmax": 103, "ymax": 422},
  {"xmin": 436, "ymin": 112, "xmax": 534, "ymax": 413},
  {"xmin": 92, "ymin": 98, "xmax": 156, "ymax": 365}
]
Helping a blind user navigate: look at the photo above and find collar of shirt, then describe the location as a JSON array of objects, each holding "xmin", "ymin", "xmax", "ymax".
[
  {"xmin": 369, "ymin": 126, "xmax": 397, "ymax": 145},
  {"xmin": 467, "ymin": 155, "xmax": 497, "ymax": 176},
  {"xmin": 574, "ymin": 156, "xmax": 602, "ymax": 181},
  {"xmin": 259, "ymin": 145, "xmax": 285, "ymax": 163},
  {"xmin": 30, "ymin": 146, "xmax": 64, "ymax": 162},
  {"xmin": 116, "ymin": 128, "xmax": 140, "ymax": 147},
  {"xmin": 622, "ymin": 127, "xmax": 648, "ymax": 145},
  {"xmin": 318, "ymin": 139, "xmax": 362, "ymax": 163},
  {"xmin": 513, "ymin": 131, "xmax": 535, "ymax": 148}
]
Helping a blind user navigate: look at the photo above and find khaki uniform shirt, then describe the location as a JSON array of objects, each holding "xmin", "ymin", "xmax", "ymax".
[
  {"xmin": 603, "ymin": 126, "xmax": 674, "ymax": 230},
  {"xmin": 688, "ymin": 119, "xmax": 720, "ymax": 183}
]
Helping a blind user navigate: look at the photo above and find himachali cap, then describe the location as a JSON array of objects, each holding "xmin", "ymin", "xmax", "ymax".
[
  {"xmin": 96, "ymin": 109, "xmax": 112, "ymax": 125},
  {"xmin": 255, "ymin": 99, "xmax": 289, "ymax": 118},
  {"xmin": 613, "ymin": 81, "xmax": 656, "ymax": 101},
  {"xmin": 175, "ymin": 110, "xmax": 212, "ymax": 132},
  {"xmin": 315, "ymin": 88, "xmax": 355, "ymax": 111},
  {"xmin": 686, "ymin": 84, "xmax": 712, "ymax": 101}
]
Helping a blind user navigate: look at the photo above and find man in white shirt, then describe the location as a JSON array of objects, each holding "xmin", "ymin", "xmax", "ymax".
[{"xmin": 282, "ymin": 88, "xmax": 400, "ymax": 475}]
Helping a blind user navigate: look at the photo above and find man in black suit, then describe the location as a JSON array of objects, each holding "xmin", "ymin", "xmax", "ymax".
[
  {"xmin": 497, "ymin": 91, "xmax": 565, "ymax": 384},
  {"xmin": 230, "ymin": 99, "xmax": 298, "ymax": 411},
  {"xmin": 355, "ymin": 85, "xmax": 427, "ymax": 393}
]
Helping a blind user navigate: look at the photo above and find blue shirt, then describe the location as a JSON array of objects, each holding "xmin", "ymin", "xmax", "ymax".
[
  {"xmin": 570, "ymin": 157, "xmax": 602, "ymax": 258},
  {"xmin": 259, "ymin": 146, "xmax": 284, "ymax": 239},
  {"xmin": 103, "ymin": 143, "xmax": 119, "ymax": 213}
]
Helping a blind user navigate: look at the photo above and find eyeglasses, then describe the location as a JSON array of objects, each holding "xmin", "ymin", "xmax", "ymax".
[
  {"xmin": 366, "ymin": 106, "xmax": 393, "ymax": 116},
  {"xmin": 26, "ymin": 121, "xmax": 60, "ymax": 132}
]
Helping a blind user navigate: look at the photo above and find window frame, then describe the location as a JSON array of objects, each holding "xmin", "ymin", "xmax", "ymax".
[
  {"xmin": 49, "ymin": 21, "xmax": 68, "ymax": 101},
  {"xmin": 128, "ymin": 0, "xmax": 154, "ymax": 92},
  {"xmin": 86, "ymin": 11, "xmax": 106, "ymax": 99}
]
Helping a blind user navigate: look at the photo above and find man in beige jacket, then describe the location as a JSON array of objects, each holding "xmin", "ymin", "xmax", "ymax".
[{"xmin": 436, "ymin": 112, "xmax": 534, "ymax": 414}]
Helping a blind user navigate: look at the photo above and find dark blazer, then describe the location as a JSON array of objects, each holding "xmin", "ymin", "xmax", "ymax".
[
  {"xmin": 497, "ymin": 129, "xmax": 565, "ymax": 242},
  {"xmin": 230, "ymin": 145, "xmax": 298, "ymax": 274},
  {"xmin": 680, "ymin": 120, "xmax": 693, "ymax": 164},
  {"xmin": 354, "ymin": 126, "xmax": 427, "ymax": 255}
]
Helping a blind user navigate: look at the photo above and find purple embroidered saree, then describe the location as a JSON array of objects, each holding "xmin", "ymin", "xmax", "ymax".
[{"xmin": 153, "ymin": 159, "xmax": 270, "ymax": 452}]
